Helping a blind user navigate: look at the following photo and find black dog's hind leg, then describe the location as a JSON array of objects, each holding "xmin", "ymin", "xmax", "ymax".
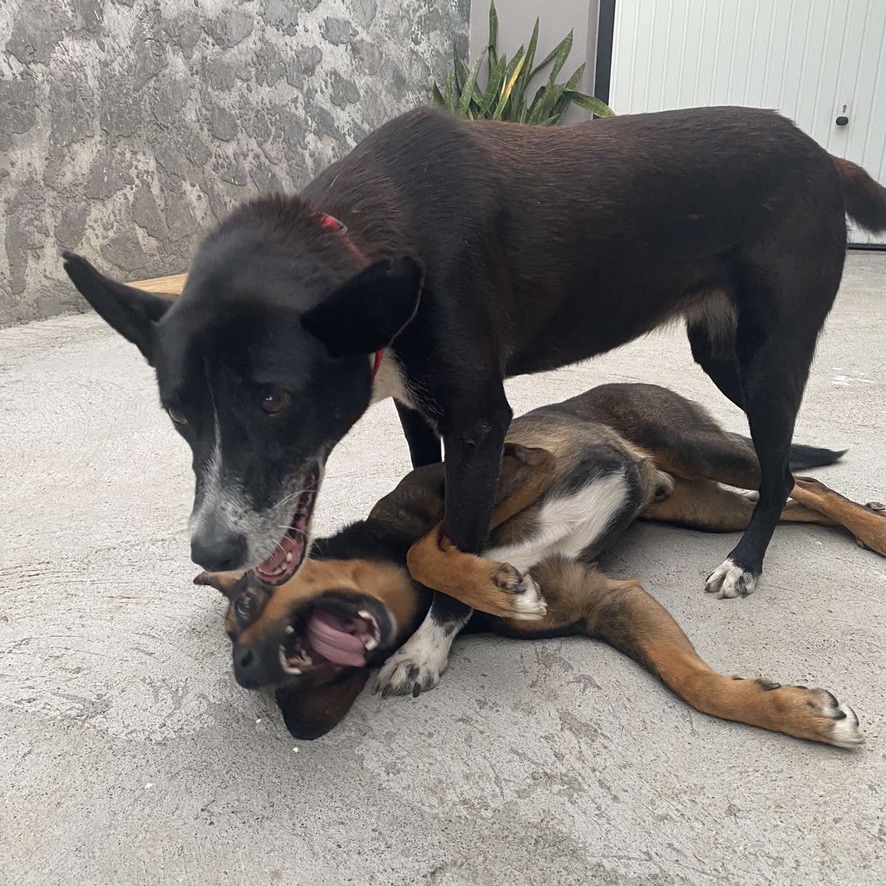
[
  {"xmin": 705, "ymin": 256, "xmax": 840, "ymax": 598},
  {"xmin": 687, "ymin": 319, "xmax": 745, "ymax": 410},
  {"xmin": 395, "ymin": 401, "xmax": 442, "ymax": 467},
  {"xmin": 376, "ymin": 386, "xmax": 514, "ymax": 696}
]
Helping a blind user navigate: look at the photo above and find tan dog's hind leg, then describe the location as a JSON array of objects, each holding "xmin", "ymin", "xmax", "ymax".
[
  {"xmin": 643, "ymin": 475, "xmax": 886, "ymax": 558},
  {"xmin": 790, "ymin": 476, "xmax": 886, "ymax": 556},
  {"xmin": 502, "ymin": 559, "xmax": 862, "ymax": 748},
  {"xmin": 642, "ymin": 476, "xmax": 840, "ymax": 531}
]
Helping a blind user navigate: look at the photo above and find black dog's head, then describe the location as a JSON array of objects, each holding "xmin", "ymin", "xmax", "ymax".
[
  {"xmin": 195, "ymin": 556, "xmax": 420, "ymax": 739},
  {"xmin": 63, "ymin": 196, "xmax": 423, "ymax": 582}
]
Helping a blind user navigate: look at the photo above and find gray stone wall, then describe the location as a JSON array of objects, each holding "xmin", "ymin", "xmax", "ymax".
[{"xmin": 0, "ymin": 0, "xmax": 469, "ymax": 326}]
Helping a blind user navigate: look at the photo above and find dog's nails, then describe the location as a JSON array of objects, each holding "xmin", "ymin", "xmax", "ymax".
[
  {"xmin": 412, "ymin": 684, "xmax": 421, "ymax": 698},
  {"xmin": 381, "ymin": 685, "xmax": 392, "ymax": 699}
]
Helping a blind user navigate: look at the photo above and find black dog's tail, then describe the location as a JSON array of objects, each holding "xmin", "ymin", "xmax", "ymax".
[
  {"xmin": 833, "ymin": 156, "xmax": 886, "ymax": 233},
  {"xmin": 789, "ymin": 443, "xmax": 846, "ymax": 472}
]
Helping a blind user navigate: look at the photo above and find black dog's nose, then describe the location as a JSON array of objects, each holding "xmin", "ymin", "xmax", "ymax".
[{"xmin": 190, "ymin": 530, "xmax": 247, "ymax": 572}]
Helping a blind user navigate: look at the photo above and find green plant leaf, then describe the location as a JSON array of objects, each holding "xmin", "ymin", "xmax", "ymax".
[
  {"xmin": 563, "ymin": 63, "xmax": 586, "ymax": 92},
  {"xmin": 455, "ymin": 56, "xmax": 473, "ymax": 93},
  {"xmin": 478, "ymin": 55, "xmax": 507, "ymax": 117},
  {"xmin": 513, "ymin": 18, "xmax": 539, "ymax": 116},
  {"xmin": 493, "ymin": 51, "xmax": 527, "ymax": 120},
  {"xmin": 533, "ymin": 81, "xmax": 563, "ymax": 124},
  {"xmin": 525, "ymin": 83, "xmax": 547, "ymax": 123},
  {"xmin": 443, "ymin": 71, "xmax": 455, "ymax": 110},
  {"xmin": 431, "ymin": 83, "xmax": 447, "ymax": 108},
  {"xmin": 530, "ymin": 29, "xmax": 574, "ymax": 82},
  {"xmin": 488, "ymin": 0, "xmax": 499, "ymax": 74},
  {"xmin": 458, "ymin": 50, "xmax": 487, "ymax": 115},
  {"xmin": 567, "ymin": 91, "xmax": 616, "ymax": 117}
]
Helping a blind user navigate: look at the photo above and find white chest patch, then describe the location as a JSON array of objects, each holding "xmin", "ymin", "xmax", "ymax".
[
  {"xmin": 370, "ymin": 351, "xmax": 416, "ymax": 408},
  {"xmin": 484, "ymin": 471, "xmax": 629, "ymax": 573}
]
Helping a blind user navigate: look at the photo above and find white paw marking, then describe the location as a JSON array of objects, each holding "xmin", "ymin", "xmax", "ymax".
[
  {"xmin": 816, "ymin": 693, "xmax": 863, "ymax": 749},
  {"xmin": 705, "ymin": 558, "xmax": 758, "ymax": 598},
  {"xmin": 509, "ymin": 573, "xmax": 547, "ymax": 621},
  {"xmin": 374, "ymin": 619, "xmax": 453, "ymax": 698}
]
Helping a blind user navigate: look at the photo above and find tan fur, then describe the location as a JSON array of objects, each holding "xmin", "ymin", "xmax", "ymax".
[
  {"xmin": 790, "ymin": 476, "xmax": 886, "ymax": 555},
  {"xmin": 237, "ymin": 558, "xmax": 419, "ymax": 650},
  {"xmin": 499, "ymin": 559, "xmax": 856, "ymax": 747}
]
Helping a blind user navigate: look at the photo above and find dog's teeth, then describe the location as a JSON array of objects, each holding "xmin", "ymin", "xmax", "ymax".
[
  {"xmin": 285, "ymin": 552, "xmax": 293, "ymax": 563},
  {"xmin": 358, "ymin": 610, "xmax": 371, "ymax": 620},
  {"xmin": 364, "ymin": 636, "xmax": 378, "ymax": 651},
  {"xmin": 284, "ymin": 625, "xmax": 295, "ymax": 635},
  {"xmin": 278, "ymin": 647, "xmax": 304, "ymax": 675}
]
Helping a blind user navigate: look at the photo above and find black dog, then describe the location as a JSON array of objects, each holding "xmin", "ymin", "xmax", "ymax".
[{"xmin": 64, "ymin": 105, "xmax": 886, "ymax": 695}]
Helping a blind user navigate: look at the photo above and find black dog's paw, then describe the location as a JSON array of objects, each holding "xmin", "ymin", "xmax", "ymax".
[{"xmin": 705, "ymin": 558, "xmax": 759, "ymax": 598}]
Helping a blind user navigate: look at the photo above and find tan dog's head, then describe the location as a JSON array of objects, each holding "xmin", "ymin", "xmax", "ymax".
[{"xmin": 196, "ymin": 558, "xmax": 425, "ymax": 738}]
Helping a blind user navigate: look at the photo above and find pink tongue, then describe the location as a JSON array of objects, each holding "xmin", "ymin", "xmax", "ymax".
[{"xmin": 307, "ymin": 610, "xmax": 368, "ymax": 667}]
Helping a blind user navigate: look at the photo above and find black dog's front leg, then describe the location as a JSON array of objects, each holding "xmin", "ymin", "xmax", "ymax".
[{"xmin": 375, "ymin": 390, "xmax": 513, "ymax": 697}]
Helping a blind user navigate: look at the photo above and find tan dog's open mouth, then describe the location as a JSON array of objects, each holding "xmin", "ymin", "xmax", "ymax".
[{"xmin": 279, "ymin": 596, "xmax": 385, "ymax": 675}]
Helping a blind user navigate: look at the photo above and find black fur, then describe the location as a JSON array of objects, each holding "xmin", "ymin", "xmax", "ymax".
[{"xmin": 62, "ymin": 106, "xmax": 886, "ymax": 611}]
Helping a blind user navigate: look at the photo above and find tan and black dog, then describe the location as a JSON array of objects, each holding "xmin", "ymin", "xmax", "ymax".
[{"xmin": 198, "ymin": 383, "xmax": 885, "ymax": 745}]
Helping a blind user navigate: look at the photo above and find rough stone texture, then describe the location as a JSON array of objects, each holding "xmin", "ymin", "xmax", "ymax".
[
  {"xmin": 0, "ymin": 0, "xmax": 470, "ymax": 326},
  {"xmin": 1, "ymin": 254, "xmax": 885, "ymax": 885}
]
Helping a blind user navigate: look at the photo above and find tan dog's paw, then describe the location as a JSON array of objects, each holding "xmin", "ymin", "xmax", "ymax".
[
  {"xmin": 374, "ymin": 622, "xmax": 452, "ymax": 698},
  {"xmin": 856, "ymin": 501, "xmax": 886, "ymax": 555},
  {"xmin": 492, "ymin": 564, "xmax": 548, "ymax": 620}
]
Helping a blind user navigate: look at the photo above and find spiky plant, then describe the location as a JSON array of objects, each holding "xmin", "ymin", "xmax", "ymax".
[{"xmin": 432, "ymin": 1, "xmax": 614, "ymax": 124}]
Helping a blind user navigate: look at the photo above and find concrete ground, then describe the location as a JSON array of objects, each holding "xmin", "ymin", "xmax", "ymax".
[{"xmin": 2, "ymin": 254, "xmax": 885, "ymax": 886}]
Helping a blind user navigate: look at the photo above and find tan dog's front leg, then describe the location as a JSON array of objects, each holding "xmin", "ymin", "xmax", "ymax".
[
  {"xmin": 406, "ymin": 525, "xmax": 546, "ymax": 620},
  {"xmin": 406, "ymin": 442, "xmax": 557, "ymax": 620}
]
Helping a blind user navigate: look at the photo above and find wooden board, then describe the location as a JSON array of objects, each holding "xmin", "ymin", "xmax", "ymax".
[{"xmin": 128, "ymin": 272, "xmax": 188, "ymax": 296}]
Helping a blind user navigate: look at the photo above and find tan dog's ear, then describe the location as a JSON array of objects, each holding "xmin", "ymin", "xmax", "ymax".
[
  {"xmin": 275, "ymin": 670, "xmax": 369, "ymax": 740},
  {"xmin": 193, "ymin": 570, "xmax": 248, "ymax": 597}
]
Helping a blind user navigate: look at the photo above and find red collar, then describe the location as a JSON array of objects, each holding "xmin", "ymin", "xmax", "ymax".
[
  {"xmin": 318, "ymin": 212, "xmax": 384, "ymax": 380},
  {"xmin": 318, "ymin": 212, "xmax": 368, "ymax": 265}
]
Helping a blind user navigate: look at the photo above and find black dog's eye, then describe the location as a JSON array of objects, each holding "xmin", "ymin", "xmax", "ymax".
[
  {"xmin": 261, "ymin": 387, "xmax": 291, "ymax": 415},
  {"xmin": 234, "ymin": 594, "xmax": 254, "ymax": 623},
  {"xmin": 167, "ymin": 407, "xmax": 187, "ymax": 425}
]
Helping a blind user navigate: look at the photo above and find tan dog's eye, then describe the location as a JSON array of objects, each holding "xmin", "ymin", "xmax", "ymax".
[
  {"xmin": 168, "ymin": 407, "xmax": 187, "ymax": 425},
  {"xmin": 234, "ymin": 594, "xmax": 255, "ymax": 624},
  {"xmin": 261, "ymin": 387, "xmax": 291, "ymax": 415}
]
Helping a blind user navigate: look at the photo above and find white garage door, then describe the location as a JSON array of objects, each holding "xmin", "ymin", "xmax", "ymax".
[{"xmin": 609, "ymin": 0, "xmax": 886, "ymax": 246}]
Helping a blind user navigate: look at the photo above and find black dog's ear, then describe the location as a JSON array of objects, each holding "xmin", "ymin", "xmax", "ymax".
[
  {"xmin": 275, "ymin": 670, "xmax": 369, "ymax": 740},
  {"xmin": 62, "ymin": 251, "xmax": 173, "ymax": 363},
  {"xmin": 301, "ymin": 256, "xmax": 423, "ymax": 358}
]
